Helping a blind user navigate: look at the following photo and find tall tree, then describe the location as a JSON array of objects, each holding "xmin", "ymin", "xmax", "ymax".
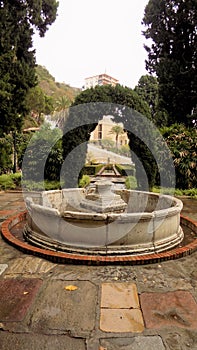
[
  {"xmin": 0, "ymin": 0, "xmax": 58, "ymax": 136},
  {"xmin": 62, "ymin": 84, "xmax": 159, "ymax": 190},
  {"xmin": 134, "ymin": 74, "xmax": 168, "ymax": 127},
  {"xmin": 142, "ymin": 0, "xmax": 197, "ymax": 126},
  {"xmin": 110, "ymin": 125, "xmax": 124, "ymax": 148}
]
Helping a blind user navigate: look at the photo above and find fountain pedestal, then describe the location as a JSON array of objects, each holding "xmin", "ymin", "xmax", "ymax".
[{"xmin": 80, "ymin": 181, "xmax": 127, "ymax": 213}]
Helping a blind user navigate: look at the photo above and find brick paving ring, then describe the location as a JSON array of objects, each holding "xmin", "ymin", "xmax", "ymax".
[{"xmin": 1, "ymin": 211, "xmax": 197, "ymax": 265}]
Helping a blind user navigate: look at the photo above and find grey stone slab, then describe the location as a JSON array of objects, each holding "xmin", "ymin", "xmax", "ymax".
[
  {"xmin": 100, "ymin": 336, "xmax": 165, "ymax": 350},
  {"xmin": 0, "ymin": 332, "xmax": 86, "ymax": 350},
  {"xmin": 30, "ymin": 280, "xmax": 97, "ymax": 335},
  {"xmin": 4, "ymin": 256, "xmax": 56, "ymax": 276},
  {"xmin": 4, "ymin": 257, "xmax": 43, "ymax": 275}
]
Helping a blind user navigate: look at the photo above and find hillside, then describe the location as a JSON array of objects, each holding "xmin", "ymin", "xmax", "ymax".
[{"xmin": 36, "ymin": 65, "xmax": 81, "ymax": 102}]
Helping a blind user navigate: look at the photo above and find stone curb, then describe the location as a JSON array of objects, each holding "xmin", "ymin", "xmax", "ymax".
[{"xmin": 1, "ymin": 212, "xmax": 197, "ymax": 265}]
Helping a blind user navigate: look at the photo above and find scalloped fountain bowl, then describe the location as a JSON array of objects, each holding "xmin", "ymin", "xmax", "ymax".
[{"xmin": 23, "ymin": 181, "xmax": 184, "ymax": 256}]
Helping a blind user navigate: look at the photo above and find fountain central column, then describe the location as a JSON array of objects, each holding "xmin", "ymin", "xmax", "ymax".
[{"xmin": 80, "ymin": 180, "xmax": 127, "ymax": 213}]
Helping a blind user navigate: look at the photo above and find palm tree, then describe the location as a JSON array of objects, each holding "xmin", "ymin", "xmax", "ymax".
[
  {"xmin": 110, "ymin": 125, "xmax": 124, "ymax": 148},
  {"xmin": 52, "ymin": 96, "xmax": 71, "ymax": 129}
]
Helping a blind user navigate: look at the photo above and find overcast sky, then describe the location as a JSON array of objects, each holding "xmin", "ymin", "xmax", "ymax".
[{"xmin": 33, "ymin": 0, "xmax": 150, "ymax": 89}]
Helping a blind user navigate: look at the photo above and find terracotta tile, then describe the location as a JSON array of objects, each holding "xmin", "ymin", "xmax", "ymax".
[
  {"xmin": 0, "ymin": 278, "xmax": 42, "ymax": 322},
  {"xmin": 140, "ymin": 291, "xmax": 197, "ymax": 329},
  {"xmin": 100, "ymin": 308, "xmax": 144, "ymax": 333},
  {"xmin": 101, "ymin": 283, "xmax": 139, "ymax": 309}
]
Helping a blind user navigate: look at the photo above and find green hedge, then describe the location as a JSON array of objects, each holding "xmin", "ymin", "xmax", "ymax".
[
  {"xmin": 125, "ymin": 176, "xmax": 137, "ymax": 190},
  {"xmin": 0, "ymin": 173, "xmax": 22, "ymax": 190},
  {"xmin": 80, "ymin": 164, "xmax": 104, "ymax": 176},
  {"xmin": 115, "ymin": 164, "xmax": 135, "ymax": 176},
  {"xmin": 78, "ymin": 175, "xmax": 91, "ymax": 188}
]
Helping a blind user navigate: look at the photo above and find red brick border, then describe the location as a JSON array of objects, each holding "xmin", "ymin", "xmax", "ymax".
[{"xmin": 1, "ymin": 211, "xmax": 197, "ymax": 265}]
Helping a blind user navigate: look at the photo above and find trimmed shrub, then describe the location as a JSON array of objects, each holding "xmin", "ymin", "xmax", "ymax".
[
  {"xmin": 0, "ymin": 174, "xmax": 15, "ymax": 190},
  {"xmin": 115, "ymin": 164, "xmax": 135, "ymax": 176},
  {"xmin": 79, "ymin": 175, "xmax": 90, "ymax": 188},
  {"xmin": 125, "ymin": 176, "xmax": 137, "ymax": 190},
  {"xmin": 80, "ymin": 164, "xmax": 103, "ymax": 176}
]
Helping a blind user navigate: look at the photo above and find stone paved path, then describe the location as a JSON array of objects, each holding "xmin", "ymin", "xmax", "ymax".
[{"xmin": 0, "ymin": 191, "xmax": 197, "ymax": 349}]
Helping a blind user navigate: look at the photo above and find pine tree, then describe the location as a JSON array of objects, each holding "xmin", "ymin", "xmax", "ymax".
[
  {"xmin": 142, "ymin": 0, "xmax": 197, "ymax": 126},
  {"xmin": 0, "ymin": 0, "xmax": 58, "ymax": 136}
]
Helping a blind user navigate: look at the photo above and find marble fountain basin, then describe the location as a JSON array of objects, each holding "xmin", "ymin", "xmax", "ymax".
[{"xmin": 24, "ymin": 182, "xmax": 184, "ymax": 255}]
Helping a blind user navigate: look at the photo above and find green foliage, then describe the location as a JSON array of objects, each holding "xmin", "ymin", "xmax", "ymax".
[
  {"xmin": 78, "ymin": 175, "xmax": 90, "ymax": 188},
  {"xmin": 152, "ymin": 187, "xmax": 197, "ymax": 198},
  {"xmin": 22, "ymin": 180, "xmax": 61, "ymax": 191},
  {"xmin": 120, "ymin": 144, "xmax": 131, "ymax": 157},
  {"xmin": 22, "ymin": 123, "xmax": 63, "ymax": 182},
  {"xmin": 80, "ymin": 164, "xmax": 103, "ymax": 176},
  {"xmin": 0, "ymin": 136, "xmax": 13, "ymax": 174},
  {"xmin": 16, "ymin": 132, "xmax": 33, "ymax": 170},
  {"xmin": 160, "ymin": 124, "xmax": 197, "ymax": 189},
  {"xmin": 0, "ymin": 173, "xmax": 21, "ymax": 190},
  {"xmin": 10, "ymin": 173, "xmax": 22, "ymax": 187},
  {"xmin": 25, "ymin": 86, "xmax": 51, "ymax": 122},
  {"xmin": 92, "ymin": 139, "xmax": 131, "ymax": 157},
  {"xmin": 0, "ymin": 1, "xmax": 58, "ymax": 136},
  {"xmin": 36, "ymin": 65, "xmax": 80, "ymax": 105},
  {"xmin": 100, "ymin": 138, "xmax": 115, "ymax": 149},
  {"xmin": 142, "ymin": 0, "xmax": 197, "ymax": 126},
  {"xmin": 0, "ymin": 174, "xmax": 16, "ymax": 190},
  {"xmin": 125, "ymin": 176, "xmax": 138, "ymax": 190},
  {"xmin": 115, "ymin": 164, "xmax": 135, "ymax": 176},
  {"xmin": 62, "ymin": 84, "xmax": 153, "ymax": 188},
  {"xmin": 110, "ymin": 124, "xmax": 124, "ymax": 148},
  {"xmin": 134, "ymin": 74, "xmax": 168, "ymax": 127}
]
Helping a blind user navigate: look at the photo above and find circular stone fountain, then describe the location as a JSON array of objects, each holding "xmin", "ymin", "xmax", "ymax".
[{"xmin": 23, "ymin": 180, "xmax": 184, "ymax": 256}]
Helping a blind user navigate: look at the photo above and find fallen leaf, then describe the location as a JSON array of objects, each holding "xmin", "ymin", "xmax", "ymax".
[
  {"xmin": 23, "ymin": 291, "xmax": 29, "ymax": 295},
  {"xmin": 64, "ymin": 285, "xmax": 78, "ymax": 291}
]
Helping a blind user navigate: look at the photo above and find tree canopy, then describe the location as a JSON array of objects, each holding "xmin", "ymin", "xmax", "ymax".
[
  {"xmin": 142, "ymin": 0, "xmax": 197, "ymax": 126},
  {"xmin": 62, "ymin": 85, "xmax": 162, "ymax": 190},
  {"xmin": 0, "ymin": 0, "xmax": 58, "ymax": 136},
  {"xmin": 134, "ymin": 74, "xmax": 168, "ymax": 127},
  {"xmin": 160, "ymin": 124, "xmax": 197, "ymax": 189}
]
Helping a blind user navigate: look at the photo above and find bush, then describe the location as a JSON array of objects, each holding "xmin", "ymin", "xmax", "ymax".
[
  {"xmin": 160, "ymin": 124, "xmax": 197, "ymax": 189},
  {"xmin": 80, "ymin": 164, "xmax": 103, "ymax": 176},
  {"xmin": 22, "ymin": 123, "xmax": 63, "ymax": 182},
  {"xmin": 22, "ymin": 180, "xmax": 62, "ymax": 191},
  {"xmin": 125, "ymin": 176, "xmax": 137, "ymax": 190},
  {"xmin": 152, "ymin": 187, "xmax": 197, "ymax": 198},
  {"xmin": 10, "ymin": 173, "xmax": 22, "ymax": 187},
  {"xmin": 0, "ymin": 173, "xmax": 21, "ymax": 191},
  {"xmin": 78, "ymin": 175, "xmax": 90, "ymax": 188},
  {"xmin": 0, "ymin": 136, "xmax": 13, "ymax": 174},
  {"xmin": 0, "ymin": 174, "xmax": 16, "ymax": 190},
  {"xmin": 115, "ymin": 164, "xmax": 135, "ymax": 176}
]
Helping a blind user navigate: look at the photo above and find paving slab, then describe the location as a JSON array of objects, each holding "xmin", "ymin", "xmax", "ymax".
[
  {"xmin": 100, "ymin": 336, "xmax": 165, "ymax": 350},
  {"xmin": 4, "ymin": 256, "xmax": 56, "ymax": 276},
  {"xmin": 101, "ymin": 282, "xmax": 139, "ymax": 309},
  {"xmin": 100, "ymin": 308, "xmax": 144, "ymax": 333},
  {"xmin": 140, "ymin": 291, "xmax": 197, "ymax": 329},
  {"xmin": 0, "ymin": 264, "xmax": 8, "ymax": 276},
  {"xmin": 30, "ymin": 280, "xmax": 97, "ymax": 334},
  {"xmin": 0, "ymin": 332, "xmax": 86, "ymax": 350},
  {"xmin": 0, "ymin": 278, "xmax": 42, "ymax": 322},
  {"xmin": 4, "ymin": 257, "xmax": 43, "ymax": 275}
]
